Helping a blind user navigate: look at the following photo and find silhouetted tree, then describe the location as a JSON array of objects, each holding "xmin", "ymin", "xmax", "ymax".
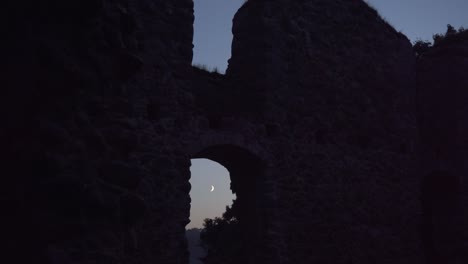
[
  {"xmin": 413, "ymin": 40, "xmax": 432, "ymax": 58},
  {"xmin": 433, "ymin": 24, "xmax": 467, "ymax": 46},
  {"xmin": 199, "ymin": 200, "xmax": 245, "ymax": 264},
  {"xmin": 414, "ymin": 24, "xmax": 468, "ymax": 57},
  {"xmin": 446, "ymin": 24, "xmax": 456, "ymax": 35}
]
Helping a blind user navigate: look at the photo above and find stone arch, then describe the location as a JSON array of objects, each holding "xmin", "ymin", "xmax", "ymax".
[
  {"xmin": 421, "ymin": 170, "xmax": 461, "ymax": 263},
  {"xmin": 190, "ymin": 143, "xmax": 268, "ymax": 263},
  {"xmin": 187, "ymin": 133, "xmax": 273, "ymax": 166}
]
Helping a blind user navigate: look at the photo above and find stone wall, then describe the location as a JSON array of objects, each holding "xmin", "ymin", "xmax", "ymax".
[
  {"xmin": 228, "ymin": 1, "xmax": 419, "ymax": 263},
  {"xmin": 416, "ymin": 33, "xmax": 468, "ymax": 263},
  {"xmin": 2, "ymin": 0, "xmax": 466, "ymax": 264},
  {"xmin": 3, "ymin": 0, "xmax": 195, "ymax": 263}
]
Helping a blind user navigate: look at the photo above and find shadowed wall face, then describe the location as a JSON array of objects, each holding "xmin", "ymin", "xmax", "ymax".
[
  {"xmin": 227, "ymin": 0, "xmax": 419, "ymax": 263},
  {"xmin": 421, "ymin": 171, "xmax": 460, "ymax": 263},
  {"xmin": 3, "ymin": 0, "xmax": 195, "ymax": 263},
  {"xmin": 417, "ymin": 37, "xmax": 468, "ymax": 263},
  {"xmin": 9, "ymin": 1, "xmax": 468, "ymax": 264}
]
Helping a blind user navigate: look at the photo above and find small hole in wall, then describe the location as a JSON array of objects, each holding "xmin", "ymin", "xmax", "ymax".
[{"xmin": 192, "ymin": 0, "xmax": 245, "ymax": 74}]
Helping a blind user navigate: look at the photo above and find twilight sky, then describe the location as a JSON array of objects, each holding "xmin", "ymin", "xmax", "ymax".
[
  {"xmin": 188, "ymin": 0, "xmax": 468, "ymax": 229},
  {"xmin": 188, "ymin": 159, "xmax": 236, "ymax": 229},
  {"xmin": 192, "ymin": 0, "xmax": 468, "ymax": 73}
]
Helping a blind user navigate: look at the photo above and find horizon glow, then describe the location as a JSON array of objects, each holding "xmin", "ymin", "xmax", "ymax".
[{"xmin": 187, "ymin": 159, "xmax": 236, "ymax": 229}]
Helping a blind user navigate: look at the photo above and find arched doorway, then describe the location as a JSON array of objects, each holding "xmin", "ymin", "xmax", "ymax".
[
  {"xmin": 188, "ymin": 158, "xmax": 235, "ymax": 230},
  {"xmin": 186, "ymin": 158, "xmax": 235, "ymax": 264},
  {"xmin": 188, "ymin": 144, "xmax": 267, "ymax": 264}
]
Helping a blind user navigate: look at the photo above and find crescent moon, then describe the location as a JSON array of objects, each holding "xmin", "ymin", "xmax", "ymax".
[{"xmin": 210, "ymin": 185, "xmax": 214, "ymax": 192}]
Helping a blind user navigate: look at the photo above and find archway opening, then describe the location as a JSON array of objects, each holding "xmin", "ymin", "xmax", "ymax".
[
  {"xmin": 186, "ymin": 158, "xmax": 235, "ymax": 264},
  {"xmin": 192, "ymin": 0, "xmax": 245, "ymax": 73},
  {"xmin": 421, "ymin": 170, "xmax": 460, "ymax": 263},
  {"xmin": 187, "ymin": 159, "xmax": 235, "ymax": 229},
  {"xmin": 186, "ymin": 144, "xmax": 266, "ymax": 264}
]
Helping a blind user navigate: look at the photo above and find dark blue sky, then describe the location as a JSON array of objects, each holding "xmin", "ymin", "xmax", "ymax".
[
  {"xmin": 368, "ymin": 0, "xmax": 468, "ymax": 42},
  {"xmin": 188, "ymin": 0, "xmax": 468, "ymax": 229},
  {"xmin": 192, "ymin": 0, "xmax": 468, "ymax": 72}
]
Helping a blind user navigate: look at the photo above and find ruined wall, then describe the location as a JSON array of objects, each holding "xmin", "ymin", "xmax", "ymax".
[
  {"xmin": 4, "ymin": 0, "xmax": 465, "ymax": 264},
  {"xmin": 3, "ymin": 0, "xmax": 195, "ymax": 263},
  {"xmin": 227, "ymin": 1, "xmax": 419, "ymax": 263},
  {"xmin": 417, "ymin": 33, "xmax": 468, "ymax": 263}
]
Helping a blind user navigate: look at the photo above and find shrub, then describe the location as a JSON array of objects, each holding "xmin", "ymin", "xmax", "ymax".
[
  {"xmin": 199, "ymin": 202, "xmax": 244, "ymax": 264},
  {"xmin": 433, "ymin": 24, "xmax": 467, "ymax": 46},
  {"xmin": 192, "ymin": 64, "xmax": 222, "ymax": 75},
  {"xmin": 413, "ymin": 24, "xmax": 468, "ymax": 57},
  {"xmin": 413, "ymin": 39, "xmax": 432, "ymax": 58}
]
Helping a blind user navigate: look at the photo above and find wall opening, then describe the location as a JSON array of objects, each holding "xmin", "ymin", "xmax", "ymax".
[
  {"xmin": 192, "ymin": 0, "xmax": 245, "ymax": 73},
  {"xmin": 186, "ymin": 158, "xmax": 235, "ymax": 263},
  {"xmin": 186, "ymin": 144, "xmax": 266, "ymax": 264},
  {"xmin": 421, "ymin": 170, "xmax": 460, "ymax": 263}
]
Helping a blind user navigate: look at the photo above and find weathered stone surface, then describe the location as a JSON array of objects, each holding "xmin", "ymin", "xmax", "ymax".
[
  {"xmin": 99, "ymin": 161, "xmax": 143, "ymax": 189},
  {"xmin": 416, "ymin": 32, "xmax": 468, "ymax": 264},
  {"xmin": 3, "ymin": 0, "xmax": 467, "ymax": 264}
]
